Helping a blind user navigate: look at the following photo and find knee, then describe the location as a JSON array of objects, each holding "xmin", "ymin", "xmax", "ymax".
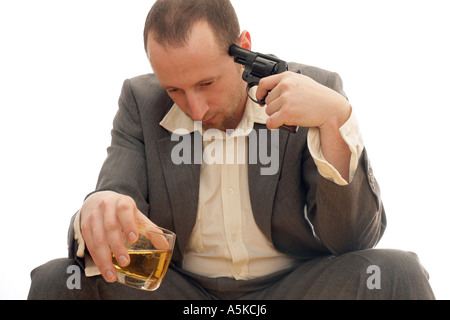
[
  {"xmin": 28, "ymin": 258, "xmax": 83, "ymax": 300},
  {"xmin": 356, "ymin": 249, "xmax": 427, "ymax": 279},
  {"xmin": 352, "ymin": 249, "xmax": 435, "ymax": 299}
]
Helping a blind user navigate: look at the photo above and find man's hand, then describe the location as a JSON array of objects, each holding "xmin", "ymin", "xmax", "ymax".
[
  {"xmin": 79, "ymin": 191, "xmax": 152, "ymax": 283},
  {"xmin": 256, "ymin": 72, "xmax": 352, "ymax": 181},
  {"xmin": 256, "ymin": 71, "xmax": 350, "ymax": 130}
]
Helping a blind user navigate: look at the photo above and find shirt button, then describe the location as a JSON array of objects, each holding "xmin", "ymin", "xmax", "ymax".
[{"xmin": 227, "ymin": 187, "xmax": 234, "ymax": 195}]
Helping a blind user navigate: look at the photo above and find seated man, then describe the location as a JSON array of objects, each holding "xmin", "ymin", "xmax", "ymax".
[{"xmin": 28, "ymin": 0, "xmax": 434, "ymax": 300}]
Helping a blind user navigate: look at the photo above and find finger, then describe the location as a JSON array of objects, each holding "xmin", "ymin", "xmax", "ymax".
[
  {"xmin": 82, "ymin": 209, "xmax": 117, "ymax": 283},
  {"xmin": 265, "ymin": 96, "xmax": 295, "ymax": 130},
  {"xmin": 264, "ymin": 89, "xmax": 284, "ymax": 116},
  {"xmin": 93, "ymin": 243, "xmax": 118, "ymax": 283},
  {"xmin": 149, "ymin": 230, "xmax": 171, "ymax": 250},
  {"xmin": 135, "ymin": 211, "xmax": 172, "ymax": 250},
  {"xmin": 103, "ymin": 206, "xmax": 130, "ymax": 269},
  {"xmin": 138, "ymin": 228, "xmax": 171, "ymax": 251},
  {"xmin": 135, "ymin": 210, "xmax": 157, "ymax": 230},
  {"xmin": 255, "ymin": 73, "xmax": 283, "ymax": 102},
  {"xmin": 115, "ymin": 195, "xmax": 140, "ymax": 243},
  {"xmin": 266, "ymin": 110, "xmax": 287, "ymax": 130}
]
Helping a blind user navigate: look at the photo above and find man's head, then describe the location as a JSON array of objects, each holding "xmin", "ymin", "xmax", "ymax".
[
  {"xmin": 144, "ymin": 0, "xmax": 240, "ymax": 54},
  {"xmin": 144, "ymin": 0, "xmax": 252, "ymax": 131}
]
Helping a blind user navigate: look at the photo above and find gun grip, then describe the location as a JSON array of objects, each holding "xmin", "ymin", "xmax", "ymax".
[{"xmin": 280, "ymin": 125, "xmax": 299, "ymax": 133}]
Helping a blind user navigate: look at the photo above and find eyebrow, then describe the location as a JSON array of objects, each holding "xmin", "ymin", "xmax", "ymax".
[{"xmin": 162, "ymin": 76, "xmax": 219, "ymax": 91}]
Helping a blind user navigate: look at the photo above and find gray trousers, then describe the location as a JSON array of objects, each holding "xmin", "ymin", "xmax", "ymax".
[{"xmin": 27, "ymin": 249, "xmax": 435, "ymax": 300}]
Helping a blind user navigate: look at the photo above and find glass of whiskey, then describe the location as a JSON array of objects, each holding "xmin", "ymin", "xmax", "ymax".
[{"xmin": 112, "ymin": 225, "xmax": 176, "ymax": 291}]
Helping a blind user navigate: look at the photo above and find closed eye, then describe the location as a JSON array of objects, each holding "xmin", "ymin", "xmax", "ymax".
[
  {"xmin": 167, "ymin": 88, "xmax": 180, "ymax": 94},
  {"xmin": 199, "ymin": 80, "xmax": 217, "ymax": 90}
]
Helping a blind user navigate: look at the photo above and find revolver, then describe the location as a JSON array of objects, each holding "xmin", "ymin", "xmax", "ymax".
[{"xmin": 229, "ymin": 44, "xmax": 298, "ymax": 133}]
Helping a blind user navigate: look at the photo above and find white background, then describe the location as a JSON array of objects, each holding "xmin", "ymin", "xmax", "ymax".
[{"xmin": 1, "ymin": 0, "xmax": 449, "ymax": 300}]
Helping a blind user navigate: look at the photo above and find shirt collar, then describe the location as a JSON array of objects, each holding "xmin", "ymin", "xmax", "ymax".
[{"xmin": 159, "ymin": 87, "xmax": 268, "ymax": 137}]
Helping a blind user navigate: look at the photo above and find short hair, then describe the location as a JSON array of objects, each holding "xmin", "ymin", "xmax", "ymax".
[{"xmin": 144, "ymin": 0, "xmax": 240, "ymax": 53}]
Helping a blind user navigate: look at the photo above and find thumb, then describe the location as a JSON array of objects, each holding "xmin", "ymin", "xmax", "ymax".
[{"xmin": 135, "ymin": 211, "xmax": 173, "ymax": 250}]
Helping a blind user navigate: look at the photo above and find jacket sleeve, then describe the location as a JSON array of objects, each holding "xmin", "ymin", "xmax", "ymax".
[
  {"xmin": 305, "ymin": 148, "xmax": 386, "ymax": 255},
  {"xmin": 297, "ymin": 66, "xmax": 387, "ymax": 255}
]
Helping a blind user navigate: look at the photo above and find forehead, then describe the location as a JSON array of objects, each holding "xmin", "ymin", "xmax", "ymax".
[{"xmin": 147, "ymin": 21, "xmax": 229, "ymax": 88}]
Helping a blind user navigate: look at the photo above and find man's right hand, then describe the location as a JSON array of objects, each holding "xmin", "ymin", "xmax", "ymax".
[{"xmin": 79, "ymin": 191, "xmax": 151, "ymax": 283}]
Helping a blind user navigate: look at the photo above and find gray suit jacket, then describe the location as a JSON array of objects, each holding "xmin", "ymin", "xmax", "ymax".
[{"xmin": 68, "ymin": 62, "xmax": 386, "ymax": 268}]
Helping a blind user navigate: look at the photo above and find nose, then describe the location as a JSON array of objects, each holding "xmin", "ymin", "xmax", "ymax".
[{"xmin": 185, "ymin": 91, "xmax": 209, "ymax": 121}]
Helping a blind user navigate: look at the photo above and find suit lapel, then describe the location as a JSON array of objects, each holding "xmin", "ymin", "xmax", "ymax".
[
  {"xmin": 157, "ymin": 131, "xmax": 201, "ymax": 256},
  {"xmin": 248, "ymin": 125, "xmax": 289, "ymax": 241}
]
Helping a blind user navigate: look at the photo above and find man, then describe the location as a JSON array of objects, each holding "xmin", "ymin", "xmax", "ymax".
[{"xmin": 28, "ymin": 0, "xmax": 434, "ymax": 299}]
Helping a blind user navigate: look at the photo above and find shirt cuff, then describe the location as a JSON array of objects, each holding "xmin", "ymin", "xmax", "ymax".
[
  {"xmin": 73, "ymin": 210, "xmax": 86, "ymax": 258},
  {"xmin": 307, "ymin": 107, "xmax": 364, "ymax": 186}
]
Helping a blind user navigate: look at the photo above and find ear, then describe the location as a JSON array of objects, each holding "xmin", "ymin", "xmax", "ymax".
[{"xmin": 238, "ymin": 30, "xmax": 252, "ymax": 50}]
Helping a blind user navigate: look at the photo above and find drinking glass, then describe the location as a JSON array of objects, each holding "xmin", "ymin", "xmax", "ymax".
[{"xmin": 112, "ymin": 225, "xmax": 176, "ymax": 291}]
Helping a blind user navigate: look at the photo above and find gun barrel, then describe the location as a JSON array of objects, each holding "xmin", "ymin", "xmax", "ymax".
[
  {"xmin": 229, "ymin": 44, "xmax": 287, "ymax": 77},
  {"xmin": 229, "ymin": 44, "xmax": 255, "ymax": 65}
]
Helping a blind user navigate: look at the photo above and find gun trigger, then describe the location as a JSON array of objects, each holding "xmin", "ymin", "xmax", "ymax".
[{"xmin": 246, "ymin": 85, "xmax": 266, "ymax": 106}]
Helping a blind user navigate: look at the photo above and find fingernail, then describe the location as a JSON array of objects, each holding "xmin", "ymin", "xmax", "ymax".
[
  {"xmin": 106, "ymin": 271, "xmax": 115, "ymax": 282},
  {"xmin": 128, "ymin": 232, "xmax": 137, "ymax": 242},
  {"xmin": 118, "ymin": 255, "xmax": 128, "ymax": 266}
]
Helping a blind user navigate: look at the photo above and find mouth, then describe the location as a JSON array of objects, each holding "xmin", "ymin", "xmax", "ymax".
[{"xmin": 202, "ymin": 115, "xmax": 217, "ymax": 124}]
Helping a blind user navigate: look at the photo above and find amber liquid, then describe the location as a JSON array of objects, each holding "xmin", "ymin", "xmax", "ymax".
[{"xmin": 112, "ymin": 249, "xmax": 172, "ymax": 291}]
